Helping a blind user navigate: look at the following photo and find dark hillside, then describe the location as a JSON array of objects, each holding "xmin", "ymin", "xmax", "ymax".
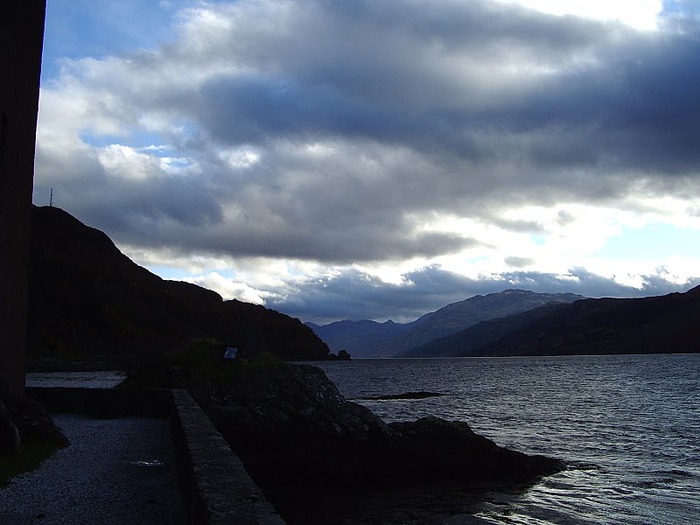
[
  {"xmin": 403, "ymin": 302, "xmax": 571, "ymax": 357},
  {"xmin": 390, "ymin": 289, "xmax": 583, "ymax": 354},
  {"xmin": 413, "ymin": 286, "xmax": 700, "ymax": 357},
  {"xmin": 480, "ymin": 287, "xmax": 700, "ymax": 356},
  {"xmin": 27, "ymin": 206, "xmax": 329, "ymax": 366}
]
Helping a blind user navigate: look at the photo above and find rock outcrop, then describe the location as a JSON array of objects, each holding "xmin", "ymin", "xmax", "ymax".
[
  {"xmin": 198, "ymin": 362, "xmax": 564, "ymax": 521},
  {"xmin": 0, "ymin": 401, "xmax": 21, "ymax": 456},
  {"xmin": 0, "ymin": 375, "xmax": 68, "ymax": 482}
]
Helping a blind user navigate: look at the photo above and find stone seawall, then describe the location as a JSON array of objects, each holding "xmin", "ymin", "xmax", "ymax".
[
  {"xmin": 27, "ymin": 386, "xmax": 285, "ymax": 525},
  {"xmin": 171, "ymin": 389, "xmax": 285, "ymax": 525}
]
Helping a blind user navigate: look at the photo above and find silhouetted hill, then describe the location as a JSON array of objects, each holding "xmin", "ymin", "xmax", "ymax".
[
  {"xmin": 309, "ymin": 290, "xmax": 582, "ymax": 357},
  {"xmin": 27, "ymin": 206, "xmax": 330, "ymax": 366},
  {"xmin": 408, "ymin": 287, "xmax": 700, "ymax": 357}
]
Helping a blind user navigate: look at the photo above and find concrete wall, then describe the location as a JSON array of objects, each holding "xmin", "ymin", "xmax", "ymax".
[
  {"xmin": 171, "ymin": 389, "xmax": 286, "ymax": 525},
  {"xmin": 0, "ymin": 2, "xmax": 47, "ymax": 397}
]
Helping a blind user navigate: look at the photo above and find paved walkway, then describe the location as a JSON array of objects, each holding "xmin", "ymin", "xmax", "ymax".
[{"xmin": 0, "ymin": 415, "xmax": 182, "ymax": 524}]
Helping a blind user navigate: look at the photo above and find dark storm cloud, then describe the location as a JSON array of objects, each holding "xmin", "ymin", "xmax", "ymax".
[
  {"xmin": 195, "ymin": 75, "xmax": 424, "ymax": 149},
  {"xmin": 270, "ymin": 265, "xmax": 700, "ymax": 324},
  {"xmin": 42, "ymin": 0, "xmax": 700, "ymax": 246},
  {"xmin": 169, "ymin": 0, "xmax": 700, "ymax": 220},
  {"xmin": 34, "ymin": 0, "xmax": 700, "ymax": 322},
  {"xmin": 103, "ymin": 202, "xmax": 479, "ymax": 263},
  {"xmin": 267, "ymin": 265, "xmax": 482, "ymax": 324},
  {"xmin": 490, "ymin": 36, "xmax": 700, "ymax": 175}
]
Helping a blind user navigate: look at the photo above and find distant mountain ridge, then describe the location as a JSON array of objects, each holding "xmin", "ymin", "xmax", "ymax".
[
  {"xmin": 306, "ymin": 319, "xmax": 412, "ymax": 358},
  {"xmin": 309, "ymin": 289, "xmax": 583, "ymax": 357},
  {"xmin": 402, "ymin": 302, "xmax": 570, "ymax": 357},
  {"xmin": 28, "ymin": 206, "xmax": 330, "ymax": 366},
  {"xmin": 405, "ymin": 286, "xmax": 700, "ymax": 357}
]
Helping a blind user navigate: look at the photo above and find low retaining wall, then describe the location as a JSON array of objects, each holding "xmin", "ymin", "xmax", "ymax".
[
  {"xmin": 171, "ymin": 389, "xmax": 286, "ymax": 525},
  {"xmin": 26, "ymin": 386, "xmax": 286, "ymax": 524}
]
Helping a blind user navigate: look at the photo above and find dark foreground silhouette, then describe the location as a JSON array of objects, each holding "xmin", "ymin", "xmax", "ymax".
[
  {"xmin": 28, "ymin": 205, "xmax": 330, "ymax": 368},
  {"xmin": 197, "ymin": 362, "xmax": 565, "ymax": 524}
]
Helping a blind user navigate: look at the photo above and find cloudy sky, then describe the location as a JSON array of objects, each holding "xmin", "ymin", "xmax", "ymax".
[{"xmin": 35, "ymin": 0, "xmax": 700, "ymax": 323}]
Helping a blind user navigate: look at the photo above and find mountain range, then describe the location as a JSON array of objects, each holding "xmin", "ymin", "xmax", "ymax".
[
  {"xmin": 27, "ymin": 206, "xmax": 330, "ymax": 367},
  {"xmin": 311, "ymin": 285, "xmax": 700, "ymax": 358},
  {"xmin": 308, "ymin": 289, "xmax": 583, "ymax": 357},
  {"xmin": 413, "ymin": 287, "xmax": 700, "ymax": 357}
]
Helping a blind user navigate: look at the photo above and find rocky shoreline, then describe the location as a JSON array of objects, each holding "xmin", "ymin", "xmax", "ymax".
[{"xmin": 196, "ymin": 362, "xmax": 565, "ymax": 523}]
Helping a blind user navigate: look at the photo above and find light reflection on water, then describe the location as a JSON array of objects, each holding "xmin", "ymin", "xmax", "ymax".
[{"xmin": 311, "ymin": 354, "xmax": 700, "ymax": 525}]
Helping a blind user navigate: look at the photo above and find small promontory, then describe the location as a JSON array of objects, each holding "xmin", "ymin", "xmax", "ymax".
[{"xmin": 196, "ymin": 359, "xmax": 565, "ymax": 523}]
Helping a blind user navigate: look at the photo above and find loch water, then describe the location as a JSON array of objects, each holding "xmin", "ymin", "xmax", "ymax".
[{"xmin": 312, "ymin": 354, "xmax": 700, "ymax": 525}]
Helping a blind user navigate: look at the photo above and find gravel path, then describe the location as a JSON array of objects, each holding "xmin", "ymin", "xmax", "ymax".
[{"xmin": 0, "ymin": 415, "xmax": 183, "ymax": 524}]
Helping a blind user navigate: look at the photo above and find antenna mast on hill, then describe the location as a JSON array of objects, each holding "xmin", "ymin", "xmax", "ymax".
[{"xmin": 49, "ymin": 187, "xmax": 53, "ymax": 207}]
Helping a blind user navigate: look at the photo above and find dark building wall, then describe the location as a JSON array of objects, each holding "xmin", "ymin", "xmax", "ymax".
[{"xmin": 0, "ymin": 2, "xmax": 47, "ymax": 397}]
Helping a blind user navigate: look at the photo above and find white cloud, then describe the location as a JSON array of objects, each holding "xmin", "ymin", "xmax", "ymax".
[
  {"xmin": 97, "ymin": 144, "xmax": 163, "ymax": 181},
  {"xmin": 183, "ymin": 272, "xmax": 269, "ymax": 305},
  {"xmin": 503, "ymin": 0, "xmax": 663, "ymax": 30},
  {"xmin": 34, "ymin": 0, "xmax": 700, "ymax": 323}
]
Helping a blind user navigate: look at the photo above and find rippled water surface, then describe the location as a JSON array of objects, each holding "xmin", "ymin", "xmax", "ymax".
[{"xmin": 312, "ymin": 354, "xmax": 700, "ymax": 525}]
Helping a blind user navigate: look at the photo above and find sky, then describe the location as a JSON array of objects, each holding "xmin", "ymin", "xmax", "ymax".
[{"xmin": 34, "ymin": 0, "xmax": 700, "ymax": 324}]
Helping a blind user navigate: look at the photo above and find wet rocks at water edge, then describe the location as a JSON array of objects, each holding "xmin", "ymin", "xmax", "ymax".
[
  {"xmin": 199, "ymin": 362, "xmax": 565, "ymax": 519},
  {"xmin": 0, "ymin": 401, "xmax": 20, "ymax": 456},
  {"xmin": 388, "ymin": 416, "xmax": 563, "ymax": 486},
  {"xmin": 0, "ymin": 375, "xmax": 68, "ymax": 459},
  {"xmin": 0, "ymin": 375, "xmax": 68, "ymax": 488}
]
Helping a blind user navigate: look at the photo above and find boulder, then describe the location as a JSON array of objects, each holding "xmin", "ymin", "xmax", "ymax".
[
  {"xmin": 0, "ymin": 375, "xmax": 68, "ymax": 456},
  {"xmin": 0, "ymin": 401, "xmax": 20, "ymax": 455},
  {"xmin": 389, "ymin": 416, "xmax": 562, "ymax": 485}
]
